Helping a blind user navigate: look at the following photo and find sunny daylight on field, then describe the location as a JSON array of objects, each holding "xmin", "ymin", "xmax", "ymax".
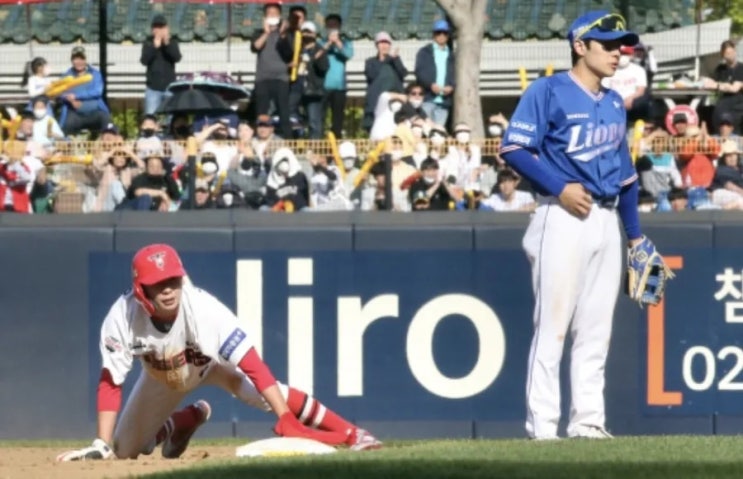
[
  {"xmin": 4, "ymin": 437, "xmax": 743, "ymax": 479},
  {"xmin": 2, "ymin": 0, "xmax": 743, "ymax": 478}
]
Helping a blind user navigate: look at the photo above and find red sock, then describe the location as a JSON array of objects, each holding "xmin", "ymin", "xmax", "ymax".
[
  {"xmin": 155, "ymin": 404, "xmax": 201, "ymax": 444},
  {"xmin": 285, "ymin": 387, "xmax": 355, "ymax": 438}
]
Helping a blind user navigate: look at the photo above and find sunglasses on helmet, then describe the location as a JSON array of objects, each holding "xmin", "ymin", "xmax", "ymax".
[{"xmin": 575, "ymin": 13, "xmax": 627, "ymax": 40}]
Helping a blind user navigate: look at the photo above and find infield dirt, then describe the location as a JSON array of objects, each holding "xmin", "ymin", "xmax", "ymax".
[{"xmin": 0, "ymin": 445, "xmax": 235, "ymax": 479}]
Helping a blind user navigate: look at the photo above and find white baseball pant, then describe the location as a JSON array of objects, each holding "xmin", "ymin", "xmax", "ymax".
[
  {"xmin": 113, "ymin": 362, "xmax": 271, "ymax": 459},
  {"xmin": 522, "ymin": 198, "xmax": 621, "ymax": 439}
]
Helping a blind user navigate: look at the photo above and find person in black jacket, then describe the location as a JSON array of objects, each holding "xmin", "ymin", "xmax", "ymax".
[
  {"xmin": 363, "ymin": 31, "xmax": 408, "ymax": 132},
  {"xmin": 264, "ymin": 147, "xmax": 309, "ymax": 210},
  {"xmin": 297, "ymin": 21, "xmax": 329, "ymax": 139},
  {"xmin": 140, "ymin": 14, "xmax": 182, "ymax": 115},
  {"xmin": 251, "ymin": 3, "xmax": 294, "ymax": 139},
  {"xmin": 414, "ymin": 19, "xmax": 455, "ymax": 127},
  {"xmin": 408, "ymin": 158, "xmax": 453, "ymax": 211}
]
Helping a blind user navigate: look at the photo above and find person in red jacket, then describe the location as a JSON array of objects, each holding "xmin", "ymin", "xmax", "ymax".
[
  {"xmin": 57, "ymin": 243, "xmax": 381, "ymax": 461},
  {"xmin": 0, "ymin": 158, "xmax": 32, "ymax": 213}
]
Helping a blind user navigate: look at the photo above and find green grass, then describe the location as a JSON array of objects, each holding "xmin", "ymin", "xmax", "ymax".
[{"xmin": 140, "ymin": 436, "xmax": 743, "ymax": 479}]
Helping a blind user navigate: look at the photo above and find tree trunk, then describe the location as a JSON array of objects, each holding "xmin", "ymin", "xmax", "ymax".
[{"xmin": 435, "ymin": 0, "xmax": 488, "ymax": 138}]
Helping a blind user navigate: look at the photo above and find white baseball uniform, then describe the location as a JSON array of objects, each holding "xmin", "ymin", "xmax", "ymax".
[{"xmin": 100, "ymin": 283, "xmax": 272, "ymax": 458}]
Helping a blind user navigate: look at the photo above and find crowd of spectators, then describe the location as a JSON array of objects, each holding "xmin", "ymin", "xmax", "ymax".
[{"xmin": 2, "ymin": 4, "xmax": 743, "ymax": 215}]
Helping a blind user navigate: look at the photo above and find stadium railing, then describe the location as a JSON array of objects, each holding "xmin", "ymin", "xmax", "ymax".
[{"xmin": 16, "ymin": 135, "xmax": 737, "ymax": 214}]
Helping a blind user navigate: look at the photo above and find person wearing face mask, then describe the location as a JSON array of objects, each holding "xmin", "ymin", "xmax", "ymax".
[
  {"xmin": 196, "ymin": 118, "xmax": 239, "ymax": 173},
  {"xmin": 601, "ymin": 45, "xmax": 648, "ymax": 121},
  {"xmin": 122, "ymin": 152, "xmax": 180, "ymax": 211},
  {"xmin": 338, "ymin": 141, "xmax": 364, "ymax": 209},
  {"xmin": 405, "ymin": 83, "xmax": 429, "ymax": 120},
  {"xmin": 363, "ymin": 31, "xmax": 408, "ymax": 133},
  {"xmin": 427, "ymin": 123, "xmax": 449, "ymax": 165},
  {"xmin": 442, "ymin": 122, "xmax": 482, "ymax": 190},
  {"xmin": 386, "ymin": 135, "xmax": 416, "ymax": 211},
  {"xmin": 251, "ymin": 2, "xmax": 294, "ymax": 139},
  {"xmin": 135, "ymin": 114, "xmax": 164, "ymax": 159},
  {"xmin": 407, "ymin": 158, "xmax": 453, "ymax": 211},
  {"xmin": 215, "ymin": 182, "xmax": 247, "ymax": 209},
  {"xmin": 226, "ymin": 138, "xmax": 268, "ymax": 210},
  {"xmin": 296, "ymin": 21, "xmax": 329, "ymax": 140},
  {"xmin": 369, "ymin": 92, "xmax": 408, "ymax": 141},
  {"xmin": 179, "ymin": 178, "xmax": 215, "ymax": 210},
  {"xmin": 414, "ymin": 19, "xmax": 456, "ymax": 127},
  {"xmin": 30, "ymin": 96, "xmax": 64, "ymax": 147},
  {"xmin": 309, "ymin": 152, "xmax": 352, "ymax": 210},
  {"xmin": 140, "ymin": 14, "xmax": 181, "ymax": 115},
  {"xmin": 411, "ymin": 117, "xmax": 431, "ymax": 168},
  {"xmin": 265, "ymin": 147, "xmax": 309, "ymax": 210}
]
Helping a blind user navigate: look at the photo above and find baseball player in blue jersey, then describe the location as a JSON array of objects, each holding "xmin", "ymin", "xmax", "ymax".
[{"xmin": 500, "ymin": 11, "xmax": 672, "ymax": 440}]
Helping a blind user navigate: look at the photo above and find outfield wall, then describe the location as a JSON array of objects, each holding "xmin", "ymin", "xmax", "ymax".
[{"xmin": 1, "ymin": 211, "xmax": 742, "ymax": 440}]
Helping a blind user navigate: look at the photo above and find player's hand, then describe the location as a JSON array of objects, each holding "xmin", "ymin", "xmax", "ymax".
[
  {"xmin": 431, "ymin": 84, "xmax": 442, "ymax": 95},
  {"xmin": 558, "ymin": 183, "xmax": 592, "ymax": 218},
  {"xmin": 273, "ymin": 412, "xmax": 347, "ymax": 446},
  {"xmin": 56, "ymin": 438, "xmax": 113, "ymax": 462}
]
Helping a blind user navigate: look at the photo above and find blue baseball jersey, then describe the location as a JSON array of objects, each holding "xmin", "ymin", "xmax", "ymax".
[{"xmin": 501, "ymin": 71, "xmax": 637, "ymax": 198}]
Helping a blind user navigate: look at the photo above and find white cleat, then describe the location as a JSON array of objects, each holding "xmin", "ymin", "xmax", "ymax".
[
  {"xmin": 348, "ymin": 428, "xmax": 383, "ymax": 451},
  {"xmin": 569, "ymin": 425, "xmax": 613, "ymax": 439}
]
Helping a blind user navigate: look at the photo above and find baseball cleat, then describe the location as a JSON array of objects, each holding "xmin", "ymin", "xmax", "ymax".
[
  {"xmin": 162, "ymin": 400, "xmax": 212, "ymax": 458},
  {"xmin": 569, "ymin": 425, "xmax": 613, "ymax": 439},
  {"xmin": 348, "ymin": 428, "xmax": 383, "ymax": 451}
]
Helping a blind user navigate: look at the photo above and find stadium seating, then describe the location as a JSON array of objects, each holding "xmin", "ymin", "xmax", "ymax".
[{"xmin": 0, "ymin": 0, "xmax": 696, "ymax": 45}]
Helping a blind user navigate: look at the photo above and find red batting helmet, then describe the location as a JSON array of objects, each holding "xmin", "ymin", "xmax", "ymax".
[
  {"xmin": 131, "ymin": 243, "xmax": 186, "ymax": 316},
  {"xmin": 620, "ymin": 45, "xmax": 635, "ymax": 55}
]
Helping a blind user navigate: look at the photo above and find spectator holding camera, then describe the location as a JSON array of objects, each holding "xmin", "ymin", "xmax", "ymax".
[
  {"xmin": 296, "ymin": 21, "xmax": 329, "ymax": 139},
  {"xmin": 363, "ymin": 31, "xmax": 408, "ymax": 132},
  {"xmin": 251, "ymin": 2, "xmax": 294, "ymax": 138},
  {"xmin": 95, "ymin": 147, "xmax": 143, "ymax": 212},
  {"xmin": 702, "ymin": 40, "xmax": 743, "ymax": 134},
  {"xmin": 140, "ymin": 14, "xmax": 181, "ymax": 115},
  {"xmin": 320, "ymin": 14, "xmax": 353, "ymax": 138}
]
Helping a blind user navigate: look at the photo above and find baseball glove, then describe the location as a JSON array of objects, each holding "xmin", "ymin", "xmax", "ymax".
[{"xmin": 626, "ymin": 235, "xmax": 675, "ymax": 306}]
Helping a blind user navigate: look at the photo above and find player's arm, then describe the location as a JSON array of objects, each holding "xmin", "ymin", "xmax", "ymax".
[
  {"xmin": 58, "ymin": 300, "xmax": 133, "ymax": 461},
  {"xmin": 617, "ymin": 138, "xmax": 642, "ymax": 246},
  {"xmin": 204, "ymin": 292, "xmax": 346, "ymax": 445},
  {"xmin": 500, "ymin": 79, "xmax": 565, "ymax": 197},
  {"xmin": 500, "ymin": 80, "xmax": 591, "ymax": 216}
]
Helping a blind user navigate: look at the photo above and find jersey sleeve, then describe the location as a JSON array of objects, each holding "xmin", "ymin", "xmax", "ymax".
[
  {"xmin": 619, "ymin": 132, "xmax": 638, "ymax": 187},
  {"xmin": 501, "ymin": 78, "xmax": 550, "ymax": 154},
  {"xmin": 192, "ymin": 288, "xmax": 254, "ymax": 367},
  {"xmin": 99, "ymin": 297, "xmax": 134, "ymax": 386}
]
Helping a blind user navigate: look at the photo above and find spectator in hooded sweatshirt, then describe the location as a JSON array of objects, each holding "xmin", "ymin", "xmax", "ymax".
[
  {"xmin": 265, "ymin": 147, "xmax": 310, "ymax": 210},
  {"xmin": 140, "ymin": 14, "xmax": 182, "ymax": 115}
]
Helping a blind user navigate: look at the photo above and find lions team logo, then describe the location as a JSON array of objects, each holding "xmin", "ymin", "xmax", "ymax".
[{"xmin": 148, "ymin": 252, "xmax": 167, "ymax": 270}]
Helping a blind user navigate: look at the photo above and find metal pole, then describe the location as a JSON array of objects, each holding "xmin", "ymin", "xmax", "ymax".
[
  {"xmin": 99, "ymin": 0, "xmax": 109, "ymax": 105},
  {"xmin": 694, "ymin": 0, "xmax": 702, "ymax": 81},
  {"xmin": 383, "ymin": 154, "xmax": 392, "ymax": 211},
  {"xmin": 227, "ymin": 3, "xmax": 232, "ymax": 72}
]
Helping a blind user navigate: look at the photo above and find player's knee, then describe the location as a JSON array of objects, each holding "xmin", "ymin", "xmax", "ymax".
[{"xmin": 112, "ymin": 440, "xmax": 139, "ymax": 460}]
